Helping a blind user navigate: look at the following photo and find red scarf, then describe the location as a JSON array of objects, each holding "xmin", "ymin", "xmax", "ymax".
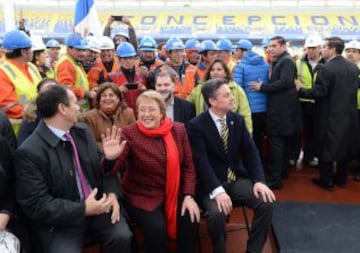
[{"xmin": 136, "ymin": 117, "xmax": 180, "ymax": 241}]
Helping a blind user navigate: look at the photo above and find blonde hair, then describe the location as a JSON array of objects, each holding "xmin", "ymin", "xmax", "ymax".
[{"xmin": 136, "ymin": 90, "xmax": 166, "ymax": 118}]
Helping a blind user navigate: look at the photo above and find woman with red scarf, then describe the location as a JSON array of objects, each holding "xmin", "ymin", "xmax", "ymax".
[{"xmin": 102, "ymin": 90, "xmax": 199, "ymax": 253}]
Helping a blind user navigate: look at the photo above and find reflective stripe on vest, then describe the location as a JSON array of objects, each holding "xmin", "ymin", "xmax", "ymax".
[
  {"xmin": 56, "ymin": 55, "xmax": 90, "ymax": 91},
  {"xmin": 55, "ymin": 55, "xmax": 90, "ymax": 110},
  {"xmin": 296, "ymin": 60, "xmax": 315, "ymax": 103},
  {"xmin": 0, "ymin": 62, "xmax": 40, "ymax": 106}
]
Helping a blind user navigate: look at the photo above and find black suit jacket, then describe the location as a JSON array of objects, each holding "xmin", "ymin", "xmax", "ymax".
[
  {"xmin": 173, "ymin": 97, "xmax": 196, "ymax": 124},
  {"xmin": 15, "ymin": 121, "xmax": 120, "ymax": 232},
  {"xmin": 187, "ymin": 111, "xmax": 264, "ymax": 197},
  {"xmin": 299, "ymin": 56, "xmax": 360, "ymax": 161}
]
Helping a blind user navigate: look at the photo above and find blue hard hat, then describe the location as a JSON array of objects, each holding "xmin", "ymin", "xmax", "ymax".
[
  {"xmin": 0, "ymin": 37, "xmax": 2, "ymax": 48},
  {"xmin": 116, "ymin": 42, "xmax": 136, "ymax": 57},
  {"xmin": 185, "ymin": 39, "xmax": 200, "ymax": 51},
  {"xmin": 65, "ymin": 33, "xmax": 89, "ymax": 49},
  {"xmin": 198, "ymin": 40, "xmax": 218, "ymax": 54},
  {"xmin": 2, "ymin": 30, "xmax": 32, "ymax": 50},
  {"xmin": 139, "ymin": 36, "xmax": 157, "ymax": 52},
  {"xmin": 236, "ymin": 39, "xmax": 253, "ymax": 50},
  {"xmin": 46, "ymin": 39, "xmax": 61, "ymax": 48},
  {"xmin": 216, "ymin": 39, "xmax": 233, "ymax": 52},
  {"xmin": 165, "ymin": 37, "xmax": 185, "ymax": 51}
]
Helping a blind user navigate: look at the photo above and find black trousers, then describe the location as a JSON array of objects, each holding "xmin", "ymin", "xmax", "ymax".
[
  {"xmin": 300, "ymin": 102, "xmax": 317, "ymax": 161},
  {"xmin": 319, "ymin": 159, "xmax": 349, "ymax": 185},
  {"xmin": 202, "ymin": 178, "xmax": 273, "ymax": 253},
  {"xmin": 125, "ymin": 200, "xmax": 198, "ymax": 253},
  {"xmin": 39, "ymin": 211, "xmax": 132, "ymax": 253},
  {"xmin": 251, "ymin": 112, "xmax": 267, "ymax": 162},
  {"xmin": 268, "ymin": 134, "xmax": 298, "ymax": 183}
]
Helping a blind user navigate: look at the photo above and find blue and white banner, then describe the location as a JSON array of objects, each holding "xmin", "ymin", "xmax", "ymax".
[{"xmin": 74, "ymin": 0, "xmax": 101, "ymax": 37}]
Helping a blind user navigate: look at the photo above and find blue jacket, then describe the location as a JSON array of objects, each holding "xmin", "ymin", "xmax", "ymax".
[{"xmin": 233, "ymin": 51, "xmax": 269, "ymax": 113}]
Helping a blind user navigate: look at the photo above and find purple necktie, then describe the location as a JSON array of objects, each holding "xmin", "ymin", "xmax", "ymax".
[{"xmin": 64, "ymin": 132, "xmax": 91, "ymax": 200}]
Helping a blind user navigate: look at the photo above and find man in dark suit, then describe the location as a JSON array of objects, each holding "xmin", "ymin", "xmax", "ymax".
[
  {"xmin": 155, "ymin": 71, "xmax": 195, "ymax": 123},
  {"xmin": 15, "ymin": 85, "xmax": 132, "ymax": 253},
  {"xmin": 187, "ymin": 78, "xmax": 275, "ymax": 253},
  {"xmin": 296, "ymin": 37, "xmax": 360, "ymax": 191},
  {"xmin": 249, "ymin": 36, "xmax": 302, "ymax": 189}
]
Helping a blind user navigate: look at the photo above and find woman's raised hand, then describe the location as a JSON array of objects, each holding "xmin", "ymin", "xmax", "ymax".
[{"xmin": 101, "ymin": 125, "xmax": 127, "ymax": 160}]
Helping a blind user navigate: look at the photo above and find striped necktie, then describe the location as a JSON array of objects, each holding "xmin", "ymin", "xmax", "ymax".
[{"xmin": 219, "ymin": 118, "xmax": 236, "ymax": 183}]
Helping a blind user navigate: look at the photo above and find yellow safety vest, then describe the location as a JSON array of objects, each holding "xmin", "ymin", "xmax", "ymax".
[
  {"xmin": 296, "ymin": 59, "xmax": 316, "ymax": 103},
  {"xmin": 0, "ymin": 61, "xmax": 41, "ymax": 135},
  {"xmin": 55, "ymin": 55, "xmax": 90, "ymax": 111},
  {"xmin": 0, "ymin": 61, "xmax": 41, "ymax": 106}
]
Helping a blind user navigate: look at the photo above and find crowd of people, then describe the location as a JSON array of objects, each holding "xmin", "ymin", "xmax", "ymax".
[{"xmin": 0, "ymin": 15, "xmax": 359, "ymax": 253}]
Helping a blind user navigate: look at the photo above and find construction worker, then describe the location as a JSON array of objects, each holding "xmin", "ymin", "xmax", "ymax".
[
  {"xmin": 31, "ymin": 36, "xmax": 54, "ymax": 78},
  {"xmin": 46, "ymin": 39, "xmax": 61, "ymax": 70},
  {"xmin": 0, "ymin": 30, "xmax": 42, "ymax": 134},
  {"xmin": 344, "ymin": 40, "xmax": 360, "ymax": 65},
  {"xmin": 155, "ymin": 37, "xmax": 198, "ymax": 99},
  {"xmin": 55, "ymin": 32, "xmax": 94, "ymax": 111},
  {"xmin": 184, "ymin": 38, "xmax": 201, "ymax": 66},
  {"xmin": 233, "ymin": 39, "xmax": 252, "ymax": 63},
  {"xmin": 87, "ymin": 36, "xmax": 119, "ymax": 88},
  {"xmin": 135, "ymin": 36, "xmax": 164, "ymax": 89},
  {"xmin": 216, "ymin": 39, "xmax": 236, "ymax": 73},
  {"xmin": 295, "ymin": 35, "xmax": 325, "ymax": 167},
  {"xmin": 82, "ymin": 36, "xmax": 101, "ymax": 74},
  {"xmin": 196, "ymin": 40, "xmax": 219, "ymax": 80},
  {"xmin": 108, "ymin": 42, "xmax": 146, "ymax": 114}
]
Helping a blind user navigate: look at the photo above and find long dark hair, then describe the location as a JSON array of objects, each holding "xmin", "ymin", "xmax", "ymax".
[{"xmin": 203, "ymin": 59, "xmax": 232, "ymax": 83}]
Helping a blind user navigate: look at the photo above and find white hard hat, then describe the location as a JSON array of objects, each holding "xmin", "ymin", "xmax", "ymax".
[
  {"xmin": 345, "ymin": 40, "xmax": 360, "ymax": 50},
  {"xmin": 304, "ymin": 35, "xmax": 322, "ymax": 48},
  {"xmin": 99, "ymin": 36, "xmax": 115, "ymax": 50},
  {"xmin": 86, "ymin": 36, "xmax": 101, "ymax": 53},
  {"xmin": 31, "ymin": 36, "xmax": 46, "ymax": 51}
]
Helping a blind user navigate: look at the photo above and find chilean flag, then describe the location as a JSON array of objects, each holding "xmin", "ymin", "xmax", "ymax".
[{"xmin": 74, "ymin": 0, "xmax": 101, "ymax": 37}]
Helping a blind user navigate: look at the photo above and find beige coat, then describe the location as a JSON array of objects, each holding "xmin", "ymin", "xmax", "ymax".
[{"xmin": 84, "ymin": 107, "xmax": 136, "ymax": 148}]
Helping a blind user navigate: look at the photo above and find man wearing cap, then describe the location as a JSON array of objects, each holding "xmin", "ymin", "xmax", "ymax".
[
  {"xmin": 87, "ymin": 36, "xmax": 120, "ymax": 88},
  {"xmin": 184, "ymin": 39, "xmax": 201, "ymax": 66},
  {"xmin": 135, "ymin": 36, "xmax": 164, "ymax": 89},
  {"xmin": 46, "ymin": 39, "xmax": 61, "ymax": 70},
  {"xmin": 108, "ymin": 42, "xmax": 146, "ymax": 113},
  {"xmin": 295, "ymin": 35, "xmax": 326, "ymax": 167},
  {"xmin": 0, "ymin": 30, "xmax": 42, "ymax": 133},
  {"xmin": 155, "ymin": 37, "xmax": 198, "ymax": 99},
  {"xmin": 196, "ymin": 40, "xmax": 219, "ymax": 80},
  {"xmin": 234, "ymin": 39, "xmax": 252, "ymax": 63},
  {"xmin": 345, "ymin": 40, "xmax": 360, "ymax": 65},
  {"xmin": 55, "ymin": 32, "xmax": 95, "ymax": 112},
  {"xmin": 216, "ymin": 39, "xmax": 236, "ymax": 73},
  {"xmin": 82, "ymin": 36, "xmax": 101, "ymax": 74}
]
